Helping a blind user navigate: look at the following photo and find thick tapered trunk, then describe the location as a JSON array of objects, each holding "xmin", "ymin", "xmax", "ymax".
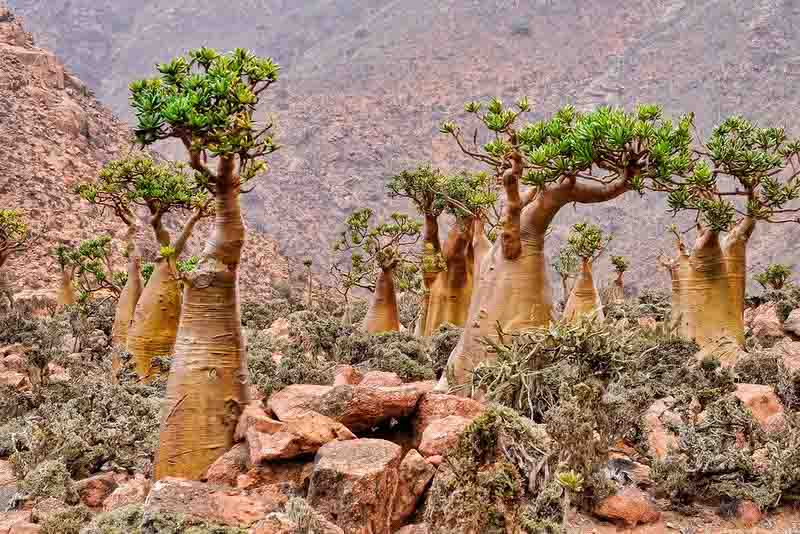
[
  {"xmin": 57, "ymin": 269, "xmax": 76, "ymax": 309},
  {"xmin": 128, "ymin": 209, "xmax": 204, "ymax": 380},
  {"xmin": 563, "ymin": 258, "xmax": 604, "ymax": 322},
  {"xmin": 111, "ymin": 256, "xmax": 143, "ymax": 347},
  {"xmin": 669, "ymin": 251, "xmax": 691, "ymax": 336},
  {"xmin": 607, "ymin": 272, "xmax": 625, "ymax": 305},
  {"xmin": 0, "ymin": 264, "xmax": 13, "ymax": 308},
  {"xmin": 436, "ymin": 175, "xmax": 630, "ymax": 396},
  {"xmin": 423, "ymin": 221, "xmax": 474, "ymax": 335},
  {"xmin": 363, "ymin": 267, "xmax": 401, "ymax": 333},
  {"xmin": 155, "ymin": 167, "xmax": 248, "ymax": 481},
  {"xmin": 683, "ymin": 229, "xmax": 743, "ymax": 348},
  {"xmin": 127, "ymin": 260, "xmax": 182, "ymax": 379},
  {"xmin": 722, "ymin": 217, "xmax": 754, "ymax": 344}
]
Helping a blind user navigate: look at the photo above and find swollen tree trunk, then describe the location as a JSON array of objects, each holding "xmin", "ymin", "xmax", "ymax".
[
  {"xmin": 563, "ymin": 258, "xmax": 604, "ymax": 322},
  {"xmin": 363, "ymin": 266, "xmax": 401, "ymax": 333},
  {"xmin": 723, "ymin": 217, "xmax": 755, "ymax": 344},
  {"xmin": 155, "ymin": 160, "xmax": 248, "ymax": 481},
  {"xmin": 436, "ymin": 172, "xmax": 630, "ymax": 395},
  {"xmin": 683, "ymin": 228, "xmax": 742, "ymax": 349},
  {"xmin": 57, "ymin": 268, "xmax": 76, "ymax": 309},
  {"xmin": 607, "ymin": 271, "xmax": 625, "ymax": 305},
  {"xmin": 127, "ymin": 260, "xmax": 182, "ymax": 378},
  {"xmin": 0, "ymin": 256, "xmax": 14, "ymax": 308},
  {"xmin": 127, "ymin": 210, "xmax": 203, "ymax": 380},
  {"xmin": 423, "ymin": 219, "xmax": 475, "ymax": 335},
  {"xmin": 111, "ymin": 224, "xmax": 143, "ymax": 347}
]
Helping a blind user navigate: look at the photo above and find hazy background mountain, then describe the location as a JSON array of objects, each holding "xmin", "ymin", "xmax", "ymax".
[{"xmin": 8, "ymin": 0, "xmax": 800, "ymax": 293}]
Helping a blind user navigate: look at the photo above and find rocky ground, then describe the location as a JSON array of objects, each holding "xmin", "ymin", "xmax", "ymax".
[{"xmin": 1, "ymin": 289, "xmax": 800, "ymax": 533}]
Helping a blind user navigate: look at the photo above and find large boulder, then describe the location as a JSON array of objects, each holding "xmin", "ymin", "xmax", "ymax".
[
  {"xmin": 783, "ymin": 309, "xmax": 800, "ymax": 337},
  {"xmin": 75, "ymin": 471, "xmax": 118, "ymax": 508},
  {"xmin": 270, "ymin": 384, "xmax": 426, "ymax": 433},
  {"xmin": 391, "ymin": 450, "xmax": 436, "ymax": 529},
  {"xmin": 418, "ymin": 415, "xmax": 472, "ymax": 457},
  {"xmin": 144, "ymin": 477, "xmax": 286, "ymax": 528},
  {"xmin": 308, "ymin": 439, "xmax": 402, "ymax": 534},
  {"xmin": 733, "ymin": 384, "xmax": 785, "ymax": 432},
  {"xmin": 236, "ymin": 460, "xmax": 314, "ymax": 492},
  {"xmin": 102, "ymin": 474, "xmax": 150, "ymax": 512},
  {"xmin": 205, "ymin": 443, "xmax": 250, "ymax": 487},
  {"xmin": 333, "ymin": 365, "xmax": 363, "ymax": 386},
  {"xmin": 360, "ymin": 371, "xmax": 403, "ymax": 387},
  {"xmin": 236, "ymin": 402, "xmax": 283, "ymax": 442},
  {"xmin": 747, "ymin": 303, "xmax": 784, "ymax": 340},
  {"xmin": 0, "ymin": 511, "xmax": 39, "ymax": 534},
  {"xmin": 413, "ymin": 393, "xmax": 484, "ymax": 443},
  {"xmin": 593, "ymin": 487, "xmax": 661, "ymax": 527},
  {"xmin": 246, "ymin": 411, "xmax": 356, "ymax": 463}
]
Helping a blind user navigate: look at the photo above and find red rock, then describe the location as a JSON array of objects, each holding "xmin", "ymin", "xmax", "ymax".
[
  {"xmin": 394, "ymin": 525, "xmax": 430, "ymax": 534},
  {"xmin": 273, "ymin": 384, "xmax": 426, "ymax": 433},
  {"xmin": 3, "ymin": 354, "xmax": 24, "ymax": 371},
  {"xmin": 334, "ymin": 365, "xmax": 363, "ymax": 386},
  {"xmin": 102, "ymin": 474, "xmax": 150, "ymax": 512},
  {"xmin": 594, "ymin": 487, "xmax": 661, "ymax": 526},
  {"xmin": 361, "ymin": 371, "xmax": 403, "ymax": 387},
  {"xmin": 736, "ymin": 500, "xmax": 762, "ymax": 527},
  {"xmin": 246, "ymin": 411, "xmax": 355, "ymax": 463},
  {"xmin": 145, "ymin": 477, "xmax": 285, "ymax": 527},
  {"xmin": 0, "ymin": 371, "xmax": 27, "ymax": 389},
  {"xmin": 418, "ymin": 415, "xmax": 471, "ymax": 457},
  {"xmin": 644, "ymin": 397, "xmax": 681, "ymax": 459},
  {"xmin": 734, "ymin": 384, "xmax": 785, "ymax": 432},
  {"xmin": 46, "ymin": 363, "xmax": 69, "ymax": 382},
  {"xmin": 75, "ymin": 471, "xmax": 117, "ymax": 508},
  {"xmin": 391, "ymin": 450, "xmax": 436, "ymax": 529},
  {"xmin": 267, "ymin": 385, "xmax": 332, "ymax": 419},
  {"xmin": 747, "ymin": 303, "xmax": 784, "ymax": 340},
  {"xmin": 9, "ymin": 523, "xmax": 41, "ymax": 534},
  {"xmin": 309, "ymin": 439, "xmax": 403, "ymax": 534},
  {"xmin": 235, "ymin": 403, "xmax": 283, "ymax": 442},
  {"xmin": 0, "ymin": 459, "xmax": 14, "ymax": 485},
  {"xmin": 205, "ymin": 443, "xmax": 250, "ymax": 487},
  {"xmin": 236, "ymin": 460, "xmax": 314, "ymax": 491},
  {"xmin": 413, "ymin": 393, "xmax": 484, "ymax": 443},
  {"xmin": 783, "ymin": 309, "xmax": 800, "ymax": 337},
  {"xmin": 0, "ymin": 512, "xmax": 37, "ymax": 534},
  {"xmin": 249, "ymin": 510, "xmax": 344, "ymax": 534},
  {"xmin": 774, "ymin": 339, "xmax": 800, "ymax": 373},
  {"xmin": 425, "ymin": 455, "xmax": 443, "ymax": 466}
]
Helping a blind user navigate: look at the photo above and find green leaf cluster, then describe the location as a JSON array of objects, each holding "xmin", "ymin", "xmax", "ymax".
[
  {"xmin": 77, "ymin": 155, "xmax": 208, "ymax": 213},
  {"xmin": 130, "ymin": 47, "xmax": 279, "ymax": 179},
  {"xmin": 0, "ymin": 209, "xmax": 29, "ymax": 246},
  {"xmin": 755, "ymin": 264, "xmax": 792, "ymax": 291},
  {"xmin": 565, "ymin": 222, "xmax": 609, "ymax": 260},
  {"xmin": 611, "ymin": 255, "xmax": 629, "ymax": 274}
]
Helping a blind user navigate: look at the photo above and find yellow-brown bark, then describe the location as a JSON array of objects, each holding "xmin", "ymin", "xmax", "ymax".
[
  {"xmin": 56, "ymin": 268, "xmax": 76, "ymax": 309},
  {"xmin": 683, "ymin": 229, "xmax": 743, "ymax": 348},
  {"xmin": 127, "ymin": 260, "xmax": 182, "ymax": 379},
  {"xmin": 423, "ymin": 220, "xmax": 475, "ymax": 335},
  {"xmin": 563, "ymin": 258, "xmax": 603, "ymax": 322},
  {"xmin": 363, "ymin": 267, "xmax": 401, "ymax": 333},
  {"xmin": 111, "ymin": 256, "xmax": 143, "ymax": 347},
  {"xmin": 154, "ymin": 159, "xmax": 248, "ymax": 481},
  {"xmin": 436, "ymin": 173, "xmax": 630, "ymax": 395}
]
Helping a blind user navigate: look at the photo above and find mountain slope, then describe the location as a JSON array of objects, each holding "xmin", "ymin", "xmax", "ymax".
[
  {"xmin": 8, "ymin": 0, "xmax": 800, "ymax": 292},
  {"xmin": 0, "ymin": 4, "xmax": 290, "ymax": 301}
]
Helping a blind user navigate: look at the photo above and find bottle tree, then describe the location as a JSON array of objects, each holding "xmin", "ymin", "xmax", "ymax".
[
  {"xmin": 552, "ymin": 246, "xmax": 579, "ymax": 310},
  {"xmin": 666, "ymin": 116, "xmax": 800, "ymax": 348},
  {"xmin": 562, "ymin": 222, "xmax": 610, "ymax": 322},
  {"xmin": 77, "ymin": 155, "xmax": 212, "ymax": 378},
  {"xmin": 755, "ymin": 264, "xmax": 792, "ymax": 291},
  {"xmin": 436, "ymin": 99, "xmax": 694, "ymax": 394},
  {"xmin": 657, "ymin": 226, "xmax": 691, "ymax": 334},
  {"xmin": 72, "ymin": 176, "xmax": 143, "ymax": 346},
  {"xmin": 0, "ymin": 209, "xmax": 32, "ymax": 307},
  {"xmin": 53, "ymin": 237, "xmax": 127, "ymax": 301},
  {"xmin": 388, "ymin": 167, "xmax": 495, "ymax": 335},
  {"xmin": 130, "ymin": 47, "xmax": 280, "ymax": 480},
  {"xmin": 607, "ymin": 254, "xmax": 629, "ymax": 304},
  {"xmin": 333, "ymin": 208, "xmax": 421, "ymax": 333}
]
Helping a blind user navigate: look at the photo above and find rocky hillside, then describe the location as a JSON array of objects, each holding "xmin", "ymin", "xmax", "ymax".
[
  {"xmin": 0, "ymin": 5, "xmax": 291, "ymax": 301},
  {"xmin": 7, "ymin": 0, "xmax": 800, "ymax": 291}
]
